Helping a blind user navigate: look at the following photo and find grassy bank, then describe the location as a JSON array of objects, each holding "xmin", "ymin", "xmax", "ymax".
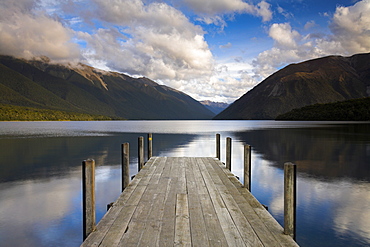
[{"xmin": 0, "ymin": 104, "xmax": 121, "ymax": 121}]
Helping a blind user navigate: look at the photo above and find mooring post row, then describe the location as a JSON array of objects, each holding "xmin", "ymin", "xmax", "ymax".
[
  {"xmin": 82, "ymin": 159, "xmax": 96, "ymax": 241},
  {"xmin": 284, "ymin": 162, "xmax": 297, "ymax": 240}
]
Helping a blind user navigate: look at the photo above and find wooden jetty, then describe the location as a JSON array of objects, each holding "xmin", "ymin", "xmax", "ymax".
[{"xmin": 81, "ymin": 150, "xmax": 299, "ymax": 246}]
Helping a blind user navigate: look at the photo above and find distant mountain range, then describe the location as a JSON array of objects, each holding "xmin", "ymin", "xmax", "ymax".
[
  {"xmin": 200, "ymin": 100, "xmax": 229, "ymax": 114},
  {"xmin": 3, "ymin": 52, "xmax": 369, "ymax": 121},
  {"xmin": 0, "ymin": 55, "xmax": 215, "ymax": 120},
  {"xmin": 214, "ymin": 53, "xmax": 370, "ymax": 120}
]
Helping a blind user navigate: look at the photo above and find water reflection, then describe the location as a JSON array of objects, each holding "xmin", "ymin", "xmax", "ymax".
[
  {"xmin": 230, "ymin": 125, "xmax": 370, "ymax": 247},
  {"xmin": 0, "ymin": 121, "xmax": 369, "ymax": 247},
  {"xmin": 234, "ymin": 124, "xmax": 370, "ymax": 181},
  {"xmin": 0, "ymin": 133, "xmax": 200, "ymax": 183},
  {"xmin": 0, "ymin": 176, "xmax": 82, "ymax": 246}
]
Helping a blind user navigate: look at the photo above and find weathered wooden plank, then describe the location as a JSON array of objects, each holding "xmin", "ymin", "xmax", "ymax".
[
  {"xmin": 98, "ymin": 205, "xmax": 137, "ymax": 247},
  {"xmin": 200, "ymin": 158, "xmax": 265, "ymax": 247},
  {"xmin": 137, "ymin": 194, "xmax": 165, "ymax": 246},
  {"xmin": 196, "ymin": 158, "xmax": 246, "ymax": 246},
  {"xmin": 174, "ymin": 193, "xmax": 191, "ymax": 246},
  {"xmin": 188, "ymin": 157, "xmax": 209, "ymax": 195},
  {"xmin": 138, "ymin": 179, "xmax": 170, "ymax": 246},
  {"xmin": 185, "ymin": 158, "xmax": 210, "ymax": 246},
  {"xmin": 158, "ymin": 158, "xmax": 179, "ymax": 247},
  {"xmin": 158, "ymin": 176, "xmax": 178, "ymax": 246},
  {"xmin": 81, "ymin": 158, "xmax": 155, "ymax": 246},
  {"xmin": 168, "ymin": 157, "xmax": 179, "ymax": 178},
  {"xmin": 217, "ymin": 159, "xmax": 299, "ymax": 247},
  {"xmin": 177, "ymin": 158, "xmax": 187, "ymax": 194},
  {"xmin": 206, "ymin": 157, "xmax": 281, "ymax": 247},
  {"xmin": 198, "ymin": 194, "xmax": 229, "ymax": 246},
  {"xmin": 118, "ymin": 157, "xmax": 169, "ymax": 246},
  {"xmin": 102, "ymin": 159, "xmax": 164, "ymax": 246},
  {"xmin": 189, "ymin": 158, "xmax": 228, "ymax": 246},
  {"xmin": 100, "ymin": 184, "xmax": 149, "ymax": 246},
  {"xmin": 203, "ymin": 159, "xmax": 264, "ymax": 247},
  {"xmin": 138, "ymin": 158, "xmax": 171, "ymax": 246},
  {"xmin": 118, "ymin": 189, "xmax": 159, "ymax": 245}
]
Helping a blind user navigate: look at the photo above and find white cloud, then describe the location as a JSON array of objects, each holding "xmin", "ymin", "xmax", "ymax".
[
  {"xmin": 252, "ymin": 0, "xmax": 370, "ymax": 80},
  {"xmin": 174, "ymin": 59, "xmax": 258, "ymax": 104},
  {"xmin": 277, "ymin": 6, "xmax": 293, "ymax": 19},
  {"xmin": 330, "ymin": 0, "xmax": 370, "ymax": 53},
  {"xmin": 182, "ymin": 0, "xmax": 272, "ymax": 24},
  {"xmin": 219, "ymin": 42, "xmax": 232, "ymax": 49},
  {"xmin": 183, "ymin": 0, "xmax": 251, "ymax": 15},
  {"xmin": 77, "ymin": 1, "xmax": 214, "ymax": 82},
  {"xmin": 268, "ymin": 23, "xmax": 300, "ymax": 48},
  {"xmin": 256, "ymin": 1, "xmax": 273, "ymax": 22},
  {"xmin": 1, "ymin": 0, "xmax": 257, "ymax": 103},
  {"xmin": 0, "ymin": 0, "xmax": 81, "ymax": 62},
  {"xmin": 304, "ymin": 20, "xmax": 316, "ymax": 30},
  {"xmin": 8, "ymin": 0, "xmax": 369, "ymax": 104},
  {"xmin": 91, "ymin": 0, "xmax": 143, "ymax": 24}
]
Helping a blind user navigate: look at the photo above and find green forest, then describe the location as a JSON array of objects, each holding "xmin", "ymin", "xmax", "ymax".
[
  {"xmin": 276, "ymin": 97, "xmax": 370, "ymax": 121},
  {"xmin": 0, "ymin": 104, "xmax": 119, "ymax": 121}
]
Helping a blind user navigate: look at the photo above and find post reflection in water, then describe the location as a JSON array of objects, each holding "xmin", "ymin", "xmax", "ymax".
[{"xmin": 0, "ymin": 121, "xmax": 369, "ymax": 247}]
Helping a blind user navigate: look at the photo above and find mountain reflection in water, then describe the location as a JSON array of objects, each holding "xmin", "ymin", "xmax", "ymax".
[{"xmin": 0, "ymin": 121, "xmax": 369, "ymax": 247}]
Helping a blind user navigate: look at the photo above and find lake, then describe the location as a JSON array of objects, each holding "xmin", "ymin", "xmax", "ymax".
[{"xmin": 0, "ymin": 120, "xmax": 369, "ymax": 247}]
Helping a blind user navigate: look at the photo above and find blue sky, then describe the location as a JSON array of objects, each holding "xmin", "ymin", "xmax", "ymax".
[{"xmin": 1, "ymin": 0, "xmax": 369, "ymax": 103}]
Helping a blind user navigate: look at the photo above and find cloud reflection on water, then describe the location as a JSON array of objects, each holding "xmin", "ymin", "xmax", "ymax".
[{"xmin": 0, "ymin": 121, "xmax": 369, "ymax": 247}]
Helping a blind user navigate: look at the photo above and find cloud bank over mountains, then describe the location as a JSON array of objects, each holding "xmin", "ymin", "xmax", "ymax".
[{"xmin": 0, "ymin": 0, "xmax": 369, "ymax": 103}]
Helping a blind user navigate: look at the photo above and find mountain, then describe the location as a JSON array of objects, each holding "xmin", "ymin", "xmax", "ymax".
[
  {"xmin": 200, "ymin": 100, "xmax": 229, "ymax": 114},
  {"xmin": 214, "ymin": 53, "xmax": 370, "ymax": 120},
  {"xmin": 0, "ymin": 55, "xmax": 215, "ymax": 120}
]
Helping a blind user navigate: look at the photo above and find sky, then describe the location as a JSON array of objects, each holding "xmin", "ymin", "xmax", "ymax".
[{"xmin": 1, "ymin": 0, "xmax": 370, "ymax": 103}]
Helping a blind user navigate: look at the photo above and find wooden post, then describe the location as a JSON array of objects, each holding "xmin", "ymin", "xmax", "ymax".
[
  {"xmin": 226, "ymin": 137, "xmax": 231, "ymax": 170},
  {"xmin": 216, "ymin": 133, "xmax": 220, "ymax": 160},
  {"xmin": 138, "ymin": 136, "xmax": 144, "ymax": 172},
  {"xmin": 243, "ymin": 144, "xmax": 251, "ymax": 191},
  {"xmin": 148, "ymin": 133, "xmax": 153, "ymax": 159},
  {"xmin": 284, "ymin": 162, "xmax": 297, "ymax": 240},
  {"xmin": 82, "ymin": 159, "xmax": 96, "ymax": 240},
  {"xmin": 122, "ymin": 143, "xmax": 129, "ymax": 192}
]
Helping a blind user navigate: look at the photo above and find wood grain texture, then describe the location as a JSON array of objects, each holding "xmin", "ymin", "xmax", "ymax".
[{"xmin": 81, "ymin": 157, "xmax": 299, "ymax": 247}]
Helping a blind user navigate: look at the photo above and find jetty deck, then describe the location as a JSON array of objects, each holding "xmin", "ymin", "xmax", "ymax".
[{"xmin": 81, "ymin": 157, "xmax": 299, "ymax": 246}]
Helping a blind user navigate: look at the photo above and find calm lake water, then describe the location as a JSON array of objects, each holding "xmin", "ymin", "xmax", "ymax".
[{"xmin": 0, "ymin": 120, "xmax": 369, "ymax": 247}]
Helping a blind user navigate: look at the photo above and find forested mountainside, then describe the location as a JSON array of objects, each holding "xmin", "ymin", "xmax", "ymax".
[{"xmin": 0, "ymin": 55, "xmax": 214, "ymax": 120}]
